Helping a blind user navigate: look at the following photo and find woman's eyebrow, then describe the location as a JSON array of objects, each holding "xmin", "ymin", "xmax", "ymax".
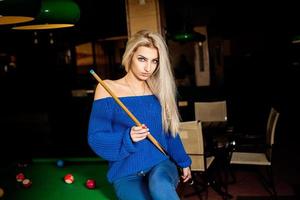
[{"xmin": 137, "ymin": 54, "xmax": 158, "ymax": 60}]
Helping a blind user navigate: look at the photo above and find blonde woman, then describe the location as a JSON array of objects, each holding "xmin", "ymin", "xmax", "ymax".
[{"xmin": 88, "ymin": 30, "xmax": 192, "ymax": 200}]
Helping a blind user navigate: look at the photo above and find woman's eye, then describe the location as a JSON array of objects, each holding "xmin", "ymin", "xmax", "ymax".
[
  {"xmin": 138, "ymin": 57, "xmax": 146, "ymax": 62},
  {"xmin": 153, "ymin": 60, "xmax": 159, "ymax": 65}
]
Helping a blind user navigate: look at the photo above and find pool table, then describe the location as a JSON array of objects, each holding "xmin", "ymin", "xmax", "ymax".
[{"xmin": 0, "ymin": 157, "xmax": 117, "ymax": 200}]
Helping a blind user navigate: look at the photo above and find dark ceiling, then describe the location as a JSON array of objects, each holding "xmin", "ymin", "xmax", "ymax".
[
  {"xmin": 1, "ymin": 1, "xmax": 300, "ymax": 52},
  {"xmin": 164, "ymin": 1, "xmax": 300, "ymax": 38},
  {"xmin": 0, "ymin": 0, "xmax": 127, "ymax": 51},
  {"xmin": 74, "ymin": 0, "xmax": 127, "ymax": 40}
]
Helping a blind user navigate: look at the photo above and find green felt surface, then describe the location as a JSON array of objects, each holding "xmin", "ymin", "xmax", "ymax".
[{"xmin": 0, "ymin": 157, "xmax": 117, "ymax": 200}]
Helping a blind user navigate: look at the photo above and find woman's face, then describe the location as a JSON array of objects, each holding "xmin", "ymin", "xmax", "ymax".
[{"xmin": 129, "ymin": 46, "xmax": 159, "ymax": 81}]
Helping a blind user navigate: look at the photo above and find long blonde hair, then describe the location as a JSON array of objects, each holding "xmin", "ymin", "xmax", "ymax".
[{"xmin": 122, "ymin": 30, "xmax": 180, "ymax": 137}]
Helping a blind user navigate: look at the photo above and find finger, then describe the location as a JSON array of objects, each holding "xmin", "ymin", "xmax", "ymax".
[
  {"xmin": 181, "ymin": 174, "xmax": 188, "ymax": 179},
  {"xmin": 132, "ymin": 125, "xmax": 148, "ymax": 130},
  {"xmin": 182, "ymin": 177, "xmax": 188, "ymax": 182},
  {"xmin": 182, "ymin": 175, "xmax": 192, "ymax": 183},
  {"xmin": 131, "ymin": 131, "xmax": 148, "ymax": 140},
  {"xmin": 181, "ymin": 171, "xmax": 191, "ymax": 179},
  {"xmin": 134, "ymin": 132, "xmax": 149, "ymax": 138},
  {"xmin": 132, "ymin": 126, "xmax": 143, "ymax": 131},
  {"xmin": 133, "ymin": 124, "xmax": 148, "ymax": 130},
  {"xmin": 134, "ymin": 129, "xmax": 149, "ymax": 135},
  {"xmin": 132, "ymin": 134, "xmax": 148, "ymax": 142}
]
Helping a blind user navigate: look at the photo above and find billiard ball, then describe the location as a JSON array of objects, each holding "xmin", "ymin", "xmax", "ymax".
[
  {"xmin": 85, "ymin": 179, "xmax": 96, "ymax": 189},
  {"xmin": 56, "ymin": 159, "xmax": 64, "ymax": 168},
  {"xmin": 16, "ymin": 173, "xmax": 25, "ymax": 182},
  {"xmin": 64, "ymin": 174, "xmax": 74, "ymax": 184},
  {"xmin": 0, "ymin": 187, "xmax": 4, "ymax": 198},
  {"xmin": 22, "ymin": 178, "xmax": 32, "ymax": 188}
]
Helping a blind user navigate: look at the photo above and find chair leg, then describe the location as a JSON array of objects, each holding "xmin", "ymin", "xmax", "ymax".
[
  {"xmin": 207, "ymin": 170, "xmax": 233, "ymax": 200},
  {"xmin": 192, "ymin": 172, "xmax": 207, "ymax": 200},
  {"xmin": 202, "ymin": 172, "xmax": 209, "ymax": 200},
  {"xmin": 227, "ymin": 164, "xmax": 237, "ymax": 184},
  {"xmin": 223, "ymin": 163, "xmax": 234, "ymax": 200},
  {"xmin": 178, "ymin": 172, "xmax": 207, "ymax": 200},
  {"xmin": 255, "ymin": 166, "xmax": 277, "ymax": 198},
  {"xmin": 267, "ymin": 166, "xmax": 277, "ymax": 198}
]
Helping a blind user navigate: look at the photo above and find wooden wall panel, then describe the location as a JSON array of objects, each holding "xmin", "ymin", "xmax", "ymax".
[{"xmin": 126, "ymin": 0, "xmax": 162, "ymax": 37}]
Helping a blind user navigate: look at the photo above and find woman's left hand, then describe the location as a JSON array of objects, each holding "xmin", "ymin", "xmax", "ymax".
[{"xmin": 181, "ymin": 167, "xmax": 192, "ymax": 182}]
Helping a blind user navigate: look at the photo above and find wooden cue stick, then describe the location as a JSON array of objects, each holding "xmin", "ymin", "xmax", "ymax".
[{"xmin": 90, "ymin": 69, "xmax": 167, "ymax": 155}]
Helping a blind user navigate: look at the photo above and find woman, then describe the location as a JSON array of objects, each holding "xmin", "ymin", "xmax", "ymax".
[{"xmin": 88, "ymin": 30, "xmax": 192, "ymax": 200}]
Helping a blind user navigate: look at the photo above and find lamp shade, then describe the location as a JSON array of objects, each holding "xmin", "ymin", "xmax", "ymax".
[
  {"xmin": 171, "ymin": 31, "xmax": 206, "ymax": 43},
  {"xmin": 0, "ymin": 0, "xmax": 41, "ymax": 25},
  {"xmin": 292, "ymin": 35, "xmax": 300, "ymax": 44},
  {"xmin": 12, "ymin": 0, "xmax": 80, "ymax": 30}
]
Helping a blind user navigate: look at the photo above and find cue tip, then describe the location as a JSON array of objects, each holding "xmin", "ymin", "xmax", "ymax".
[{"xmin": 90, "ymin": 69, "xmax": 95, "ymax": 74}]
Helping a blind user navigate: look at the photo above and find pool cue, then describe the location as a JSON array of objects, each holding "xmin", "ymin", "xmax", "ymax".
[{"xmin": 90, "ymin": 69, "xmax": 167, "ymax": 155}]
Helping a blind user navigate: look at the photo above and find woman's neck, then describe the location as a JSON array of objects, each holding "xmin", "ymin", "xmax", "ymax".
[
  {"xmin": 124, "ymin": 74, "xmax": 145, "ymax": 90},
  {"xmin": 124, "ymin": 74, "xmax": 146, "ymax": 96}
]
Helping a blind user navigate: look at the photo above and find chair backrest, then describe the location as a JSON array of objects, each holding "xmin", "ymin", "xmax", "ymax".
[
  {"xmin": 194, "ymin": 100, "xmax": 227, "ymax": 122},
  {"xmin": 266, "ymin": 107, "xmax": 280, "ymax": 160},
  {"xmin": 178, "ymin": 121, "xmax": 206, "ymax": 171}
]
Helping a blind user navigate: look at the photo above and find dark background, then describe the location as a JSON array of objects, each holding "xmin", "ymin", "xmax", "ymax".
[{"xmin": 0, "ymin": 1, "xmax": 299, "ymax": 164}]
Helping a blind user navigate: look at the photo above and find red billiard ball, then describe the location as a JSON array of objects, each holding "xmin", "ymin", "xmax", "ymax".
[
  {"xmin": 22, "ymin": 178, "xmax": 32, "ymax": 188},
  {"xmin": 16, "ymin": 173, "xmax": 25, "ymax": 182},
  {"xmin": 64, "ymin": 174, "xmax": 74, "ymax": 184},
  {"xmin": 85, "ymin": 179, "xmax": 96, "ymax": 189}
]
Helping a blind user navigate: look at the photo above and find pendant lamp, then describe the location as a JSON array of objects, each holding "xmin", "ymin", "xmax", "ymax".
[
  {"xmin": 0, "ymin": 0, "xmax": 41, "ymax": 25},
  {"xmin": 292, "ymin": 35, "xmax": 300, "ymax": 44},
  {"xmin": 171, "ymin": 30, "xmax": 206, "ymax": 42},
  {"xmin": 167, "ymin": 2, "xmax": 206, "ymax": 43},
  {"xmin": 169, "ymin": 18, "xmax": 205, "ymax": 42},
  {"xmin": 12, "ymin": 0, "xmax": 80, "ymax": 30}
]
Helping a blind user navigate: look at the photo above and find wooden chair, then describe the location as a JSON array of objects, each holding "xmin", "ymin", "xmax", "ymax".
[
  {"xmin": 194, "ymin": 100, "xmax": 230, "ymax": 152},
  {"xmin": 194, "ymin": 100, "xmax": 227, "ymax": 123},
  {"xmin": 229, "ymin": 107, "xmax": 280, "ymax": 197},
  {"xmin": 177, "ymin": 120, "xmax": 215, "ymax": 199}
]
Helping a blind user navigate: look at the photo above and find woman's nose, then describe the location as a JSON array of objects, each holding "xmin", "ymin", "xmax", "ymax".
[{"xmin": 144, "ymin": 62, "xmax": 151, "ymax": 72}]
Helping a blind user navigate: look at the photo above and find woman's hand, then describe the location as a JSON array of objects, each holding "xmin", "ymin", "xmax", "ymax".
[
  {"xmin": 130, "ymin": 125, "xmax": 149, "ymax": 142},
  {"xmin": 181, "ymin": 167, "xmax": 192, "ymax": 183}
]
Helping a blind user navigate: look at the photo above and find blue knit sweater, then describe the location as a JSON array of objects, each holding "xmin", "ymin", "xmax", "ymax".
[{"xmin": 88, "ymin": 95, "xmax": 191, "ymax": 183}]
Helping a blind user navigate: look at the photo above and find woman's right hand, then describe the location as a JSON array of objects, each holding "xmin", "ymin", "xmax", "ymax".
[{"xmin": 130, "ymin": 125, "xmax": 149, "ymax": 142}]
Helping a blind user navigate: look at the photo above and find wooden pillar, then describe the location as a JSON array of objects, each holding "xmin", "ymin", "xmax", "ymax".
[{"xmin": 125, "ymin": 0, "xmax": 163, "ymax": 37}]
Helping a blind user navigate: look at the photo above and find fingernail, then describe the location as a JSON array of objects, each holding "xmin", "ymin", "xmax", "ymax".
[{"xmin": 142, "ymin": 125, "xmax": 147, "ymax": 129}]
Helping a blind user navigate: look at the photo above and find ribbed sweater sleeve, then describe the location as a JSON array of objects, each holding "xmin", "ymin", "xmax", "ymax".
[
  {"xmin": 88, "ymin": 99, "xmax": 137, "ymax": 161},
  {"xmin": 166, "ymin": 133, "xmax": 192, "ymax": 168}
]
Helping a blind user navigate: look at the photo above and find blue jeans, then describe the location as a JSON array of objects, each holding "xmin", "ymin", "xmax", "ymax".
[{"xmin": 113, "ymin": 159, "xmax": 180, "ymax": 200}]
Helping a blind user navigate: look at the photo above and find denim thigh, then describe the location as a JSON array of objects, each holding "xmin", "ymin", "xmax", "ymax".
[
  {"xmin": 113, "ymin": 172, "xmax": 152, "ymax": 200},
  {"xmin": 113, "ymin": 159, "xmax": 180, "ymax": 200},
  {"xmin": 148, "ymin": 159, "xmax": 180, "ymax": 200}
]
